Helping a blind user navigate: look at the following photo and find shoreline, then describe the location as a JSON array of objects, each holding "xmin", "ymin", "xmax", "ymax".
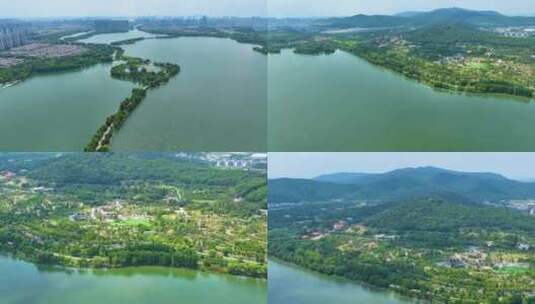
[
  {"xmin": 1, "ymin": 253, "xmax": 267, "ymax": 281},
  {"xmin": 0, "ymin": 43, "xmax": 119, "ymax": 88},
  {"xmin": 42, "ymin": 28, "xmax": 535, "ymax": 103},
  {"xmin": 84, "ymin": 61, "xmax": 180, "ymax": 152},
  {"xmin": 269, "ymin": 256, "xmax": 423, "ymax": 303},
  {"xmin": 271, "ymin": 46, "xmax": 535, "ymax": 101},
  {"xmin": 79, "ymin": 29, "xmax": 264, "ymax": 152}
]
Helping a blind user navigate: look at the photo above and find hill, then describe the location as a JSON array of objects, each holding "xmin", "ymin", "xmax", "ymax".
[
  {"xmin": 318, "ymin": 14, "xmax": 410, "ymax": 29},
  {"xmin": 268, "ymin": 178, "xmax": 357, "ymax": 203},
  {"xmin": 365, "ymin": 199, "xmax": 535, "ymax": 233},
  {"xmin": 319, "ymin": 7, "xmax": 535, "ymax": 29},
  {"xmin": 270, "ymin": 167, "xmax": 535, "ymax": 203}
]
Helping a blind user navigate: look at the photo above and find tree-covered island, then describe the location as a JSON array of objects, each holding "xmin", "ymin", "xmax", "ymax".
[
  {"xmin": 85, "ymin": 56, "xmax": 180, "ymax": 152},
  {"xmin": 0, "ymin": 20, "xmax": 183, "ymax": 152}
]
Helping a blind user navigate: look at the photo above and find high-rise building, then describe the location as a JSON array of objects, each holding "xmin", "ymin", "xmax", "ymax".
[{"xmin": 0, "ymin": 27, "xmax": 28, "ymax": 51}]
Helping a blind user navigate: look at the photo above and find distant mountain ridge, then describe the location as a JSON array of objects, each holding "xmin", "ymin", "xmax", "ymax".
[
  {"xmin": 319, "ymin": 7, "xmax": 535, "ymax": 29},
  {"xmin": 269, "ymin": 167, "xmax": 535, "ymax": 204},
  {"xmin": 314, "ymin": 166, "xmax": 509, "ymax": 184}
]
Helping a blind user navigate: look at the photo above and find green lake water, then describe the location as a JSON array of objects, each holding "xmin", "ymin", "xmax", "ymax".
[
  {"xmin": 0, "ymin": 256, "xmax": 266, "ymax": 304},
  {"xmin": 78, "ymin": 29, "xmax": 157, "ymax": 44},
  {"xmin": 268, "ymin": 259, "xmax": 414, "ymax": 304},
  {"xmin": 110, "ymin": 36, "xmax": 267, "ymax": 151},
  {"xmin": 0, "ymin": 64, "xmax": 134, "ymax": 151},
  {"xmin": 268, "ymin": 49, "xmax": 535, "ymax": 151},
  {"xmin": 5, "ymin": 30, "xmax": 533, "ymax": 151},
  {"xmin": 0, "ymin": 30, "xmax": 265, "ymax": 151}
]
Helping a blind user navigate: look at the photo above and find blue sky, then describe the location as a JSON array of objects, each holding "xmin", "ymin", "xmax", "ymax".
[
  {"xmin": 2, "ymin": 0, "xmax": 535, "ymax": 18},
  {"xmin": 268, "ymin": 153, "xmax": 535, "ymax": 181}
]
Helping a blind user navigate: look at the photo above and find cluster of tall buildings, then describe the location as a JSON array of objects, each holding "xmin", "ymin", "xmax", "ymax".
[{"xmin": 0, "ymin": 27, "xmax": 28, "ymax": 51}]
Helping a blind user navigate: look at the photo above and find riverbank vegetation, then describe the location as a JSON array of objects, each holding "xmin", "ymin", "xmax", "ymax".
[
  {"xmin": 269, "ymin": 197, "xmax": 535, "ymax": 303},
  {"xmin": 1, "ymin": 23, "xmax": 181, "ymax": 152},
  {"xmin": 137, "ymin": 25, "xmax": 270, "ymax": 55},
  {"xmin": 337, "ymin": 24, "xmax": 535, "ymax": 98},
  {"xmin": 0, "ymin": 153, "xmax": 267, "ymax": 278},
  {"xmin": 0, "ymin": 43, "xmax": 117, "ymax": 84},
  {"xmin": 266, "ymin": 17, "xmax": 535, "ymax": 98},
  {"xmin": 110, "ymin": 56, "xmax": 180, "ymax": 87}
]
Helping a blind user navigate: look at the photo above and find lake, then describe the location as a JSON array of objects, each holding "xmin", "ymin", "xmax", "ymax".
[
  {"xmin": 78, "ymin": 29, "xmax": 157, "ymax": 44},
  {"xmin": 111, "ymin": 36, "xmax": 267, "ymax": 151},
  {"xmin": 268, "ymin": 259, "xmax": 414, "ymax": 304},
  {"xmin": 268, "ymin": 49, "xmax": 535, "ymax": 151},
  {"xmin": 0, "ymin": 64, "xmax": 134, "ymax": 151},
  {"xmin": 0, "ymin": 30, "xmax": 266, "ymax": 151},
  {"xmin": 0, "ymin": 256, "xmax": 266, "ymax": 304}
]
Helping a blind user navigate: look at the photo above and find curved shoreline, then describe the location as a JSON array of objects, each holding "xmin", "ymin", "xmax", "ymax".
[
  {"xmin": 84, "ymin": 48, "xmax": 180, "ymax": 151},
  {"xmin": 1, "ymin": 253, "xmax": 266, "ymax": 281},
  {"xmin": 2, "ymin": 29, "xmax": 263, "ymax": 151},
  {"xmin": 271, "ymin": 257, "xmax": 387, "ymax": 292},
  {"xmin": 85, "ymin": 31, "xmax": 265, "ymax": 152},
  {"xmin": 72, "ymin": 28, "xmax": 535, "ymax": 101},
  {"xmin": 269, "ymin": 45, "xmax": 535, "ymax": 101},
  {"xmin": 338, "ymin": 48, "xmax": 533, "ymax": 102},
  {"xmin": 269, "ymin": 257, "xmax": 421, "ymax": 303}
]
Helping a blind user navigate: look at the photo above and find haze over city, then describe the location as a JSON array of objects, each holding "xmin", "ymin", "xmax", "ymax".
[
  {"xmin": 268, "ymin": 153, "xmax": 535, "ymax": 181},
  {"xmin": 0, "ymin": 0, "xmax": 267, "ymax": 18},
  {"xmin": 3, "ymin": 0, "xmax": 535, "ymax": 18}
]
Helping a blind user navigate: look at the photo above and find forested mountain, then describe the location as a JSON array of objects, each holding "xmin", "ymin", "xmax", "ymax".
[
  {"xmin": 318, "ymin": 14, "xmax": 410, "ymax": 29},
  {"xmin": 365, "ymin": 199, "xmax": 535, "ymax": 234},
  {"xmin": 26, "ymin": 153, "xmax": 243, "ymax": 186},
  {"xmin": 314, "ymin": 172, "xmax": 377, "ymax": 184},
  {"xmin": 268, "ymin": 178, "xmax": 357, "ymax": 203},
  {"xmin": 269, "ymin": 195, "xmax": 535, "ymax": 302},
  {"xmin": 270, "ymin": 167, "xmax": 535, "ymax": 203},
  {"xmin": 319, "ymin": 7, "xmax": 535, "ymax": 29},
  {"xmin": 270, "ymin": 168, "xmax": 535, "ymax": 302}
]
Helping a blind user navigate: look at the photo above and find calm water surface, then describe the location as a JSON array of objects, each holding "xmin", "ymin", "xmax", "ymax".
[
  {"xmin": 269, "ymin": 259, "xmax": 414, "ymax": 304},
  {"xmin": 78, "ymin": 29, "xmax": 157, "ymax": 44},
  {"xmin": 0, "ymin": 30, "xmax": 265, "ymax": 151},
  {"xmin": 268, "ymin": 49, "xmax": 535, "ymax": 151},
  {"xmin": 111, "ymin": 36, "xmax": 267, "ymax": 151},
  {"xmin": 0, "ymin": 64, "xmax": 134, "ymax": 151},
  {"xmin": 0, "ymin": 256, "xmax": 266, "ymax": 304}
]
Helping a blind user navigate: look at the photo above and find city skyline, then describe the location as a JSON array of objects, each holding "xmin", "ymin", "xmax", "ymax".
[
  {"xmin": 2, "ymin": 0, "xmax": 535, "ymax": 18},
  {"xmin": 0, "ymin": 0, "xmax": 267, "ymax": 18},
  {"xmin": 269, "ymin": 153, "xmax": 535, "ymax": 181}
]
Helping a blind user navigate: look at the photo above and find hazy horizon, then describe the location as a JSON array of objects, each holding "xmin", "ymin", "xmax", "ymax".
[
  {"xmin": 1, "ymin": 0, "xmax": 535, "ymax": 19},
  {"xmin": 269, "ymin": 153, "xmax": 535, "ymax": 181},
  {"xmin": 0, "ymin": 0, "xmax": 267, "ymax": 18},
  {"xmin": 269, "ymin": 0, "xmax": 535, "ymax": 18}
]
